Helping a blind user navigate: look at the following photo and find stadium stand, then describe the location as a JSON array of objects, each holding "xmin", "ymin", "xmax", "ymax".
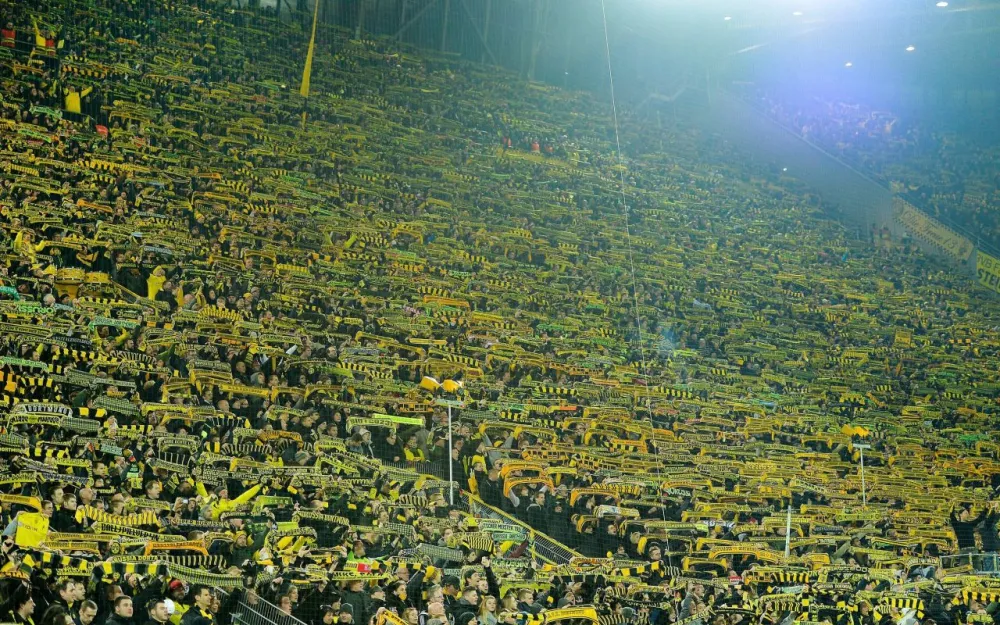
[
  {"xmin": 737, "ymin": 86, "xmax": 1000, "ymax": 252},
  {"xmin": 0, "ymin": 1, "xmax": 998, "ymax": 625}
]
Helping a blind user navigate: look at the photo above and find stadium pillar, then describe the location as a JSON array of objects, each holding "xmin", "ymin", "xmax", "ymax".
[
  {"xmin": 480, "ymin": 0, "xmax": 492, "ymax": 65},
  {"xmin": 526, "ymin": 0, "xmax": 547, "ymax": 81},
  {"xmin": 440, "ymin": 0, "xmax": 450, "ymax": 52},
  {"xmin": 395, "ymin": 0, "xmax": 439, "ymax": 40},
  {"xmin": 355, "ymin": 0, "xmax": 365, "ymax": 39},
  {"xmin": 458, "ymin": 0, "xmax": 497, "ymax": 65},
  {"xmin": 561, "ymin": 17, "xmax": 571, "ymax": 87}
]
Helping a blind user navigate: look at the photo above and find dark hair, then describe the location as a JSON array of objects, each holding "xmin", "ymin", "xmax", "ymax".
[
  {"xmin": 146, "ymin": 599, "xmax": 165, "ymax": 614},
  {"xmin": 191, "ymin": 584, "xmax": 212, "ymax": 599},
  {"xmin": 10, "ymin": 584, "xmax": 33, "ymax": 611},
  {"xmin": 39, "ymin": 605, "xmax": 69, "ymax": 625},
  {"xmin": 114, "ymin": 596, "xmax": 133, "ymax": 610},
  {"xmin": 81, "ymin": 601, "xmax": 98, "ymax": 613}
]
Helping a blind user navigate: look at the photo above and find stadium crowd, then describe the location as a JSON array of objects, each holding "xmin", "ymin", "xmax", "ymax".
[
  {"xmin": 0, "ymin": 1, "xmax": 999, "ymax": 625},
  {"xmin": 739, "ymin": 87, "xmax": 1000, "ymax": 249}
]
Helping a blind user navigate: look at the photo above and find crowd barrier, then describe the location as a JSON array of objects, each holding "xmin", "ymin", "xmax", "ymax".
[
  {"xmin": 939, "ymin": 553, "xmax": 1000, "ymax": 576},
  {"xmin": 216, "ymin": 589, "xmax": 309, "ymax": 625},
  {"xmin": 463, "ymin": 493, "xmax": 582, "ymax": 565},
  {"xmin": 717, "ymin": 88, "xmax": 1000, "ymax": 293},
  {"xmin": 700, "ymin": 90, "xmax": 896, "ymax": 235}
]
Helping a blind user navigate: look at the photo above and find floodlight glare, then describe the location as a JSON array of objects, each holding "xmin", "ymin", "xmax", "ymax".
[
  {"xmin": 844, "ymin": 61, "xmax": 853, "ymax": 67},
  {"xmin": 936, "ymin": 1, "xmax": 948, "ymax": 6},
  {"xmin": 724, "ymin": 15, "xmax": 732, "ymax": 20},
  {"xmin": 905, "ymin": 45, "xmax": 916, "ymax": 51},
  {"xmin": 792, "ymin": 10, "xmax": 803, "ymax": 16}
]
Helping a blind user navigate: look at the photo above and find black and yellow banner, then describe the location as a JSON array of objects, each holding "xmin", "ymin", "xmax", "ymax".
[
  {"xmin": 976, "ymin": 250, "xmax": 1000, "ymax": 294},
  {"xmin": 895, "ymin": 199, "xmax": 974, "ymax": 262}
]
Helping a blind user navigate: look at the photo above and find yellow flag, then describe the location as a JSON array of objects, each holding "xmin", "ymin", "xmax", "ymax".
[
  {"xmin": 14, "ymin": 512, "xmax": 49, "ymax": 547},
  {"xmin": 299, "ymin": 0, "xmax": 320, "ymax": 98}
]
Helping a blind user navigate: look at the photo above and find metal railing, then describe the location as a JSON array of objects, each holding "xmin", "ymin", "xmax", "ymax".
[
  {"xmin": 216, "ymin": 589, "xmax": 308, "ymax": 625},
  {"xmin": 463, "ymin": 492, "xmax": 581, "ymax": 565},
  {"xmin": 939, "ymin": 552, "xmax": 1000, "ymax": 575}
]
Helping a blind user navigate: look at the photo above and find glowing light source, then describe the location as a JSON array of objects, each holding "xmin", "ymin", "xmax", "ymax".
[
  {"xmin": 792, "ymin": 10, "xmax": 803, "ymax": 16},
  {"xmin": 936, "ymin": 1, "xmax": 948, "ymax": 6},
  {"xmin": 844, "ymin": 61, "xmax": 853, "ymax": 67},
  {"xmin": 905, "ymin": 45, "xmax": 916, "ymax": 52},
  {"xmin": 724, "ymin": 15, "xmax": 732, "ymax": 21}
]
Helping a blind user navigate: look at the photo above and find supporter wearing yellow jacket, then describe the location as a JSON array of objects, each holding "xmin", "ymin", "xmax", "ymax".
[
  {"xmin": 194, "ymin": 482, "xmax": 262, "ymax": 520},
  {"xmin": 32, "ymin": 18, "xmax": 60, "ymax": 52},
  {"xmin": 63, "ymin": 86, "xmax": 93, "ymax": 115}
]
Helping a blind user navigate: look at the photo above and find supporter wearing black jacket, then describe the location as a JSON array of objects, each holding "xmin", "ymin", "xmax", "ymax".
[
  {"xmin": 78, "ymin": 600, "xmax": 98, "ymax": 625},
  {"xmin": 481, "ymin": 558, "xmax": 501, "ymax": 602},
  {"xmin": 143, "ymin": 599, "xmax": 169, "ymax": 625},
  {"xmin": 338, "ymin": 581, "xmax": 370, "ymax": 625},
  {"xmin": 381, "ymin": 583, "xmax": 406, "ymax": 615},
  {"xmin": 1, "ymin": 584, "xmax": 37, "ymax": 625},
  {"xmin": 547, "ymin": 499, "xmax": 574, "ymax": 547},
  {"xmin": 51, "ymin": 494, "xmax": 80, "ymax": 533},
  {"xmin": 374, "ymin": 430, "xmax": 403, "ymax": 464},
  {"xmin": 978, "ymin": 504, "xmax": 1000, "ymax": 553},
  {"xmin": 449, "ymin": 588, "xmax": 478, "ymax": 624},
  {"xmin": 523, "ymin": 491, "xmax": 548, "ymax": 534},
  {"xmin": 403, "ymin": 568, "xmax": 430, "ymax": 612},
  {"xmin": 950, "ymin": 505, "xmax": 985, "ymax": 551},
  {"xmin": 45, "ymin": 580, "xmax": 78, "ymax": 620},
  {"xmin": 440, "ymin": 577, "xmax": 460, "ymax": 615},
  {"xmin": 179, "ymin": 587, "xmax": 214, "ymax": 625},
  {"xmin": 294, "ymin": 581, "xmax": 339, "ymax": 624},
  {"xmin": 104, "ymin": 596, "xmax": 133, "ymax": 625},
  {"xmin": 476, "ymin": 467, "xmax": 503, "ymax": 510}
]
